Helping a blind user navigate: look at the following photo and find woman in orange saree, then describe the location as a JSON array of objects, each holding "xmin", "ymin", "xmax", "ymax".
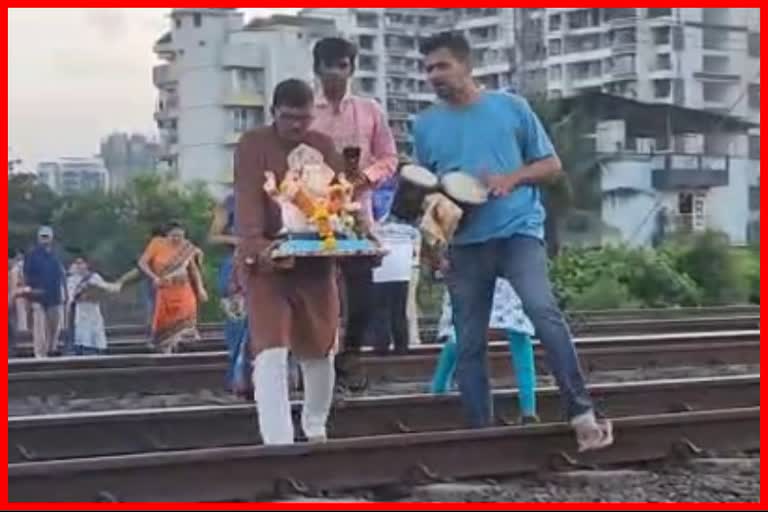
[{"xmin": 138, "ymin": 222, "xmax": 208, "ymax": 353}]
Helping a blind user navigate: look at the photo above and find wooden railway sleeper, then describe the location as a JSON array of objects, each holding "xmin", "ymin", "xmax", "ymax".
[
  {"xmin": 400, "ymin": 463, "xmax": 442, "ymax": 486},
  {"xmin": 272, "ymin": 477, "xmax": 311, "ymax": 499},
  {"xmin": 547, "ymin": 451, "xmax": 598, "ymax": 472},
  {"xmin": 14, "ymin": 443, "xmax": 37, "ymax": 461}
]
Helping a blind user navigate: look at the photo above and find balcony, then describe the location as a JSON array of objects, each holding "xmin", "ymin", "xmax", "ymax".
[
  {"xmin": 154, "ymin": 97, "xmax": 179, "ymax": 122},
  {"xmin": 158, "ymin": 143, "xmax": 178, "ymax": 161},
  {"xmin": 385, "ymin": 44, "xmax": 414, "ymax": 56},
  {"xmin": 651, "ymin": 154, "xmax": 730, "ymax": 190},
  {"xmin": 693, "ymin": 70, "xmax": 741, "ymax": 82},
  {"xmin": 154, "ymin": 108, "xmax": 178, "ymax": 123},
  {"xmin": 386, "ymin": 88, "xmax": 410, "ymax": 98},
  {"xmin": 221, "ymin": 45, "xmax": 267, "ymax": 69},
  {"xmin": 611, "ymin": 39, "xmax": 637, "ymax": 55},
  {"xmin": 221, "ymin": 89, "xmax": 266, "ymax": 107},
  {"xmin": 152, "ymin": 64, "xmax": 177, "ymax": 87},
  {"xmin": 607, "ymin": 10, "xmax": 638, "ymax": 27},
  {"xmin": 608, "ymin": 68, "xmax": 638, "ymax": 80},
  {"xmin": 153, "ymin": 32, "xmax": 174, "ymax": 57},
  {"xmin": 386, "ymin": 63, "xmax": 408, "ymax": 75}
]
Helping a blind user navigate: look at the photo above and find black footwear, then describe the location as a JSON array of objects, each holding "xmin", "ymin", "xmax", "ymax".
[{"xmin": 520, "ymin": 414, "xmax": 541, "ymax": 425}]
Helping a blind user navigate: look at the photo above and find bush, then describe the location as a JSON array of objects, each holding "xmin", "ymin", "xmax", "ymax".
[
  {"xmin": 569, "ymin": 275, "xmax": 638, "ymax": 310},
  {"xmin": 550, "ymin": 244, "xmax": 701, "ymax": 310},
  {"xmin": 666, "ymin": 231, "xmax": 750, "ymax": 305}
]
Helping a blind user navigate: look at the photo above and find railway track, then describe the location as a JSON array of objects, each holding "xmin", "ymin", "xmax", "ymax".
[
  {"xmin": 8, "ymin": 405, "xmax": 759, "ymax": 502},
  {"xmin": 8, "ymin": 331, "xmax": 760, "ymax": 399},
  {"xmin": 10, "ymin": 313, "xmax": 760, "ymax": 358},
  {"xmin": 98, "ymin": 304, "xmax": 760, "ymax": 338},
  {"xmin": 8, "ymin": 375, "xmax": 759, "ymax": 463}
]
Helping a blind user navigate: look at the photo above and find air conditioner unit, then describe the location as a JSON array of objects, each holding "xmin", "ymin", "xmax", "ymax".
[{"xmin": 635, "ymin": 138, "xmax": 656, "ymax": 154}]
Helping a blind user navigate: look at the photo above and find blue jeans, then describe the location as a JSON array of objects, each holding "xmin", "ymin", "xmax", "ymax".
[
  {"xmin": 446, "ymin": 235, "xmax": 593, "ymax": 427},
  {"xmin": 225, "ymin": 317, "xmax": 249, "ymax": 389}
]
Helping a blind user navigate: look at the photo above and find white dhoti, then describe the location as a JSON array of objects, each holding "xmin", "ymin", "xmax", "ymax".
[{"xmin": 252, "ymin": 347, "xmax": 335, "ymax": 445}]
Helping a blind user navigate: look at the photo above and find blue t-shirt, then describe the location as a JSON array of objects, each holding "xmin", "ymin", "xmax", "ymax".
[{"xmin": 413, "ymin": 91, "xmax": 555, "ymax": 245}]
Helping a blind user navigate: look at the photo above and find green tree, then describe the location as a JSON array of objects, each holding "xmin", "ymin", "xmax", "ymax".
[
  {"xmin": 8, "ymin": 174, "xmax": 60, "ymax": 252},
  {"xmin": 529, "ymin": 96, "xmax": 651, "ymax": 255}
]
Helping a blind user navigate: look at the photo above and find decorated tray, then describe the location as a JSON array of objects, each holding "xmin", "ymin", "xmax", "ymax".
[{"xmin": 270, "ymin": 233, "xmax": 387, "ymax": 259}]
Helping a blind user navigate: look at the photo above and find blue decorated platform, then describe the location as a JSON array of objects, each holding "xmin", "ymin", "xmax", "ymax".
[{"xmin": 270, "ymin": 233, "xmax": 386, "ymax": 259}]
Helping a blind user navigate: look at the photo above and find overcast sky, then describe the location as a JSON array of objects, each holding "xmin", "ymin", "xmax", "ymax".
[{"xmin": 8, "ymin": 8, "xmax": 300, "ymax": 167}]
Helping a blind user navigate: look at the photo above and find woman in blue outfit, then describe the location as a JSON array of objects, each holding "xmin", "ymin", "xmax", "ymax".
[
  {"xmin": 208, "ymin": 182, "xmax": 250, "ymax": 394},
  {"xmin": 431, "ymin": 278, "xmax": 539, "ymax": 423}
]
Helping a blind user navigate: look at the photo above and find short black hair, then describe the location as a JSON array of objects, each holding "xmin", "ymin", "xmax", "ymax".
[
  {"xmin": 166, "ymin": 220, "xmax": 185, "ymax": 232},
  {"xmin": 313, "ymin": 37, "xmax": 357, "ymax": 74},
  {"xmin": 150, "ymin": 225, "xmax": 166, "ymax": 237},
  {"xmin": 272, "ymin": 79, "xmax": 314, "ymax": 109},
  {"xmin": 419, "ymin": 31, "xmax": 471, "ymax": 63}
]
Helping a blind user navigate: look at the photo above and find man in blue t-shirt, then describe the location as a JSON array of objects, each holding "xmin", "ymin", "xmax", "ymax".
[
  {"xmin": 23, "ymin": 225, "xmax": 66, "ymax": 358},
  {"xmin": 413, "ymin": 32, "xmax": 612, "ymax": 452}
]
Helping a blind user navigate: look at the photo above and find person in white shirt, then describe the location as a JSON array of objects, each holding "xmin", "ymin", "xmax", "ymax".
[
  {"xmin": 8, "ymin": 249, "xmax": 29, "ymax": 334},
  {"xmin": 369, "ymin": 220, "xmax": 419, "ymax": 355},
  {"xmin": 65, "ymin": 255, "xmax": 123, "ymax": 356}
]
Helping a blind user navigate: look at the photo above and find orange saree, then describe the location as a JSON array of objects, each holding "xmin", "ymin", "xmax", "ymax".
[{"xmin": 141, "ymin": 238, "xmax": 202, "ymax": 353}]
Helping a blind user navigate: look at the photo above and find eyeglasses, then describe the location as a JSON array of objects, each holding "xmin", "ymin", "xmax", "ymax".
[{"xmin": 274, "ymin": 109, "xmax": 314, "ymax": 124}]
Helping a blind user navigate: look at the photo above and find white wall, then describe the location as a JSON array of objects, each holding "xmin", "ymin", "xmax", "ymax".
[
  {"xmin": 600, "ymin": 155, "xmax": 756, "ymax": 247},
  {"xmin": 707, "ymin": 157, "xmax": 753, "ymax": 245},
  {"xmin": 600, "ymin": 157, "xmax": 659, "ymax": 246}
]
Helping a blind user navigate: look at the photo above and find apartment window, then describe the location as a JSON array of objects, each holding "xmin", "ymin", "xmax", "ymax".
[
  {"xmin": 749, "ymin": 84, "xmax": 760, "ymax": 110},
  {"xmin": 469, "ymin": 26, "xmax": 499, "ymax": 44},
  {"xmin": 477, "ymin": 74, "xmax": 500, "ymax": 91},
  {"xmin": 702, "ymin": 8, "xmax": 730, "ymax": 26},
  {"xmin": 548, "ymin": 39, "xmax": 562, "ymax": 56},
  {"xmin": 678, "ymin": 192, "xmax": 694, "ymax": 215},
  {"xmin": 549, "ymin": 14, "xmax": 562, "ymax": 31},
  {"xmin": 749, "ymin": 135, "xmax": 760, "ymax": 160},
  {"xmin": 653, "ymin": 26, "xmax": 670, "ymax": 45},
  {"xmin": 647, "ymin": 8, "xmax": 672, "ymax": 18},
  {"xmin": 613, "ymin": 28, "xmax": 637, "ymax": 46},
  {"xmin": 654, "ymin": 79, "xmax": 672, "ymax": 98},
  {"xmin": 568, "ymin": 60, "xmax": 602, "ymax": 81},
  {"xmin": 702, "ymin": 55, "xmax": 729, "ymax": 74},
  {"xmin": 358, "ymin": 77, "xmax": 376, "ymax": 95},
  {"xmin": 360, "ymin": 55, "xmax": 377, "ymax": 72},
  {"xmin": 749, "ymin": 186, "xmax": 760, "ymax": 211},
  {"xmin": 565, "ymin": 33, "xmax": 601, "ymax": 53},
  {"xmin": 655, "ymin": 53, "xmax": 672, "ymax": 71},
  {"xmin": 232, "ymin": 68, "xmax": 265, "ymax": 93},
  {"xmin": 607, "ymin": 8, "xmax": 636, "ymax": 20},
  {"xmin": 549, "ymin": 65, "xmax": 563, "ymax": 81},
  {"xmin": 613, "ymin": 54, "xmax": 636, "ymax": 74},
  {"xmin": 747, "ymin": 220, "xmax": 760, "ymax": 244},
  {"xmin": 231, "ymin": 108, "xmax": 263, "ymax": 133},
  {"xmin": 567, "ymin": 10, "xmax": 590, "ymax": 30},
  {"xmin": 703, "ymin": 27, "xmax": 729, "ymax": 50},
  {"xmin": 356, "ymin": 12, "xmax": 378, "ymax": 28},
  {"xmin": 702, "ymin": 82, "xmax": 730, "ymax": 103},
  {"xmin": 749, "ymin": 33, "xmax": 760, "ymax": 57},
  {"xmin": 358, "ymin": 35, "xmax": 375, "ymax": 51},
  {"xmin": 193, "ymin": 13, "xmax": 202, "ymax": 28}
]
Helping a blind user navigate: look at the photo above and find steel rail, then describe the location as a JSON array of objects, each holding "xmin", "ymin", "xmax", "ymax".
[
  {"xmin": 10, "ymin": 314, "xmax": 760, "ymax": 358},
  {"xmin": 8, "ymin": 375, "xmax": 759, "ymax": 463},
  {"xmin": 8, "ymin": 406, "xmax": 760, "ymax": 502},
  {"xmin": 8, "ymin": 331, "xmax": 760, "ymax": 399}
]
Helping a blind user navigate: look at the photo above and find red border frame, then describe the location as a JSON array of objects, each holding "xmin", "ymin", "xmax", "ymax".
[{"xmin": 3, "ymin": 3, "xmax": 765, "ymax": 510}]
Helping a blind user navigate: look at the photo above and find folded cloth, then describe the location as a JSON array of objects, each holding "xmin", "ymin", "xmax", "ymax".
[{"xmin": 419, "ymin": 193, "xmax": 463, "ymax": 249}]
